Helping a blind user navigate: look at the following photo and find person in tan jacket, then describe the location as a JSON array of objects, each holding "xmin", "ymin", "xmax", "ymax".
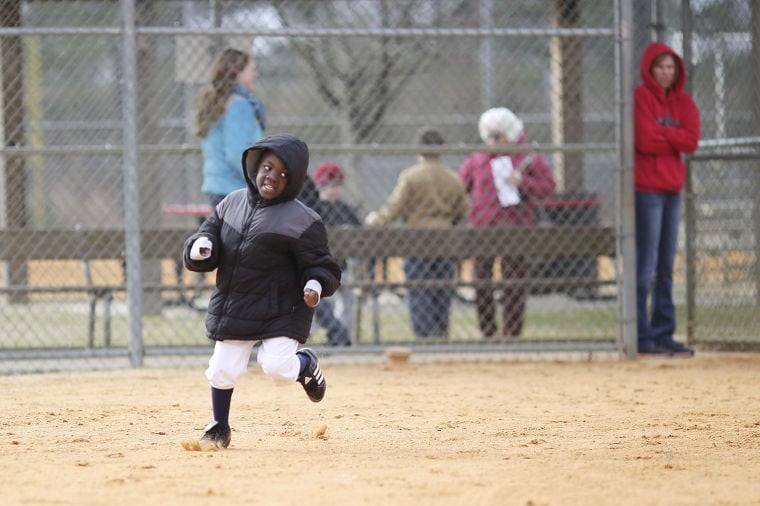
[{"xmin": 366, "ymin": 126, "xmax": 469, "ymax": 338}]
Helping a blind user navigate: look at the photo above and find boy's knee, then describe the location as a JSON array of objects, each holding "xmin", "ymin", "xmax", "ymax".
[
  {"xmin": 205, "ymin": 362, "xmax": 245, "ymax": 389},
  {"xmin": 257, "ymin": 353, "xmax": 298, "ymax": 384}
]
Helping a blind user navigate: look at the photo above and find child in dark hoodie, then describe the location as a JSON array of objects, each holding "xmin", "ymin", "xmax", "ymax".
[{"xmin": 183, "ymin": 133, "xmax": 342, "ymax": 450}]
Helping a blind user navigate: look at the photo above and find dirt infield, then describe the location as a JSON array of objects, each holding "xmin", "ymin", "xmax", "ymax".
[{"xmin": 2, "ymin": 353, "xmax": 759, "ymax": 505}]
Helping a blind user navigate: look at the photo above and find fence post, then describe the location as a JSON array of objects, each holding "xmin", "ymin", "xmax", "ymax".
[
  {"xmin": 0, "ymin": 0, "xmax": 28, "ymax": 304},
  {"xmin": 617, "ymin": 0, "xmax": 637, "ymax": 358},
  {"xmin": 121, "ymin": 0, "xmax": 144, "ymax": 367},
  {"xmin": 681, "ymin": 0, "xmax": 697, "ymax": 343}
]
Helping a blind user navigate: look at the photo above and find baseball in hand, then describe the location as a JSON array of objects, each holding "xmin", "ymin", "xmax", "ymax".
[
  {"xmin": 304, "ymin": 288, "xmax": 319, "ymax": 308},
  {"xmin": 189, "ymin": 237, "xmax": 213, "ymax": 260}
]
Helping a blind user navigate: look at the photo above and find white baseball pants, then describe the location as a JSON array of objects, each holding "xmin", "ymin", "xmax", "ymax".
[{"xmin": 205, "ymin": 337, "xmax": 301, "ymax": 389}]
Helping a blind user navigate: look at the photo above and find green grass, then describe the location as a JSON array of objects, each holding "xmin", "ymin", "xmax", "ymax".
[
  {"xmin": 2, "ymin": 294, "xmax": 759, "ymax": 352},
  {"xmin": 343, "ymin": 296, "xmax": 619, "ymax": 345}
]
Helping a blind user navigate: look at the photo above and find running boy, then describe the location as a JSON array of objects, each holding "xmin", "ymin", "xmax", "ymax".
[{"xmin": 183, "ymin": 133, "xmax": 342, "ymax": 450}]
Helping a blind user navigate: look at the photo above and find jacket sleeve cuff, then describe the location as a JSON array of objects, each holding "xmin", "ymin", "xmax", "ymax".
[{"xmin": 305, "ymin": 279, "xmax": 323, "ymax": 298}]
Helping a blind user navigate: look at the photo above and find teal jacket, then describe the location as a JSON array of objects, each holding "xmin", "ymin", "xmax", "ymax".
[{"xmin": 200, "ymin": 85, "xmax": 266, "ymax": 196}]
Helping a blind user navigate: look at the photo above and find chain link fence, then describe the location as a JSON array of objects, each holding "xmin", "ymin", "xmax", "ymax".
[
  {"xmin": 677, "ymin": 1, "xmax": 760, "ymax": 348},
  {"xmin": 0, "ymin": 0, "xmax": 757, "ymax": 373}
]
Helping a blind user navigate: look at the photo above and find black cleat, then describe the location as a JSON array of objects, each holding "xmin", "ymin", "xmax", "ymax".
[
  {"xmin": 198, "ymin": 420, "xmax": 231, "ymax": 449},
  {"xmin": 296, "ymin": 348, "xmax": 326, "ymax": 402}
]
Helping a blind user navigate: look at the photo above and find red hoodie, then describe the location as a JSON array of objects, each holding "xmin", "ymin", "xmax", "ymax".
[{"xmin": 634, "ymin": 42, "xmax": 700, "ymax": 193}]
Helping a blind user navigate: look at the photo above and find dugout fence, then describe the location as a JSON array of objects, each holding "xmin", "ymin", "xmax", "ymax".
[{"xmin": 0, "ymin": 0, "xmax": 758, "ymax": 373}]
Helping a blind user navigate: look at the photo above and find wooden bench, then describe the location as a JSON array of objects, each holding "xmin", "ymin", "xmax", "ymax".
[
  {"xmin": 0, "ymin": 224, "xmax": 616, "ymax": 345},
  {"xmin": 0, "ymin": 229, "xmax": 196, "ymax": 347},
  {"xmin": 327, "ymin": 225, "xmax": 616, "ymax": 292},
  {"xmin": 0, "ymin": 225, "xmax": 617, "ymax": 289}
]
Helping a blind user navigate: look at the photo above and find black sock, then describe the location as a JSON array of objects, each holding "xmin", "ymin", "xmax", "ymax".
[
  {"xmin": 297, "ymin": 352, "xmax": 310, "ymax": 375},
  {"xmin": 211, "ymin": 387, "xmax": 233, "ymax": 428}
]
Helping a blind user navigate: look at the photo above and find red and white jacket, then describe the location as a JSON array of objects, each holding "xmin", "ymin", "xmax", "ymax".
[{"xmin": 458, "ymin": 135, "xmax": 556, "ymax": 227}]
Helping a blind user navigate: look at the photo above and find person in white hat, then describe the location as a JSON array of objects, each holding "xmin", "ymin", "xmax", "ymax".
[{"xmin": 459, "ymin": 107, "xmax": 556, "ymax": 339}]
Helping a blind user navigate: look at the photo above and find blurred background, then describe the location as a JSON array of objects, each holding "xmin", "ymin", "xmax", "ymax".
[{"xmin": 0, "ymin": 0, "xmax": 758, "ymax": 372}]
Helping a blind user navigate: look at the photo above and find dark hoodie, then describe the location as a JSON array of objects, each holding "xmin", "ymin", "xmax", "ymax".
[
  {"xmin": 634, "ymin": 41, "xmax": 700, "ymax": 193},
  {"xmin": 184, "ymin": 133, "xmax": 342, "ymax": 343}
]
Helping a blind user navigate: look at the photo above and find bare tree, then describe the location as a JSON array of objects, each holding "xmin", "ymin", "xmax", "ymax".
[{"xmin": 273, "ymin": 0, "xmax": 469, "ymax": 144}]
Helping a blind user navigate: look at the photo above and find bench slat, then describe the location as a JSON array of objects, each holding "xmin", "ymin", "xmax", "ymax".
[
  {"xmin": 0, "ymin": 225, "xmax": 615, "ymax": 262},
  {"xmin": 0, "ymin": 229, "xmax": 194, "ymax": 261},
  {"xmin": 327, "ymin": 225, "xmax": 615, "ymax": 260}
]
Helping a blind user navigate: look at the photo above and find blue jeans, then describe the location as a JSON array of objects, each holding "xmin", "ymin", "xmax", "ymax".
[
  {"xmin": 403, "ymin": 258, "xmax": 456, "ymax": 338},
  {"xmin": 314, "ymin": 297, "xmax": 351, "ymax": 346},
  {"xmin": 636, "ymin": 191, "xmax": 680, "ymax": 348}
]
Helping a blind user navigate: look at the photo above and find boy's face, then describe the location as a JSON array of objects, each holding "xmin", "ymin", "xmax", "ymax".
[{"xmin": 256, "ymin": 152, "xmax": 289, "ymax": 200}]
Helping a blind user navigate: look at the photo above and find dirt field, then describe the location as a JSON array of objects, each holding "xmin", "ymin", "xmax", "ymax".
[{"xmin": 2, "ymin": 352, "xmax": 759, "ymax": 506}]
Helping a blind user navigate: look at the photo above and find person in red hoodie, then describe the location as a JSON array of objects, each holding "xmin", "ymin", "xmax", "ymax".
[{"xmin": 634, "ymin": 42, "xmax": 700, "ymax": 357}]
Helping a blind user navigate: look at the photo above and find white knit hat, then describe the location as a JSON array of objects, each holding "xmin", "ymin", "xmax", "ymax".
[{"xmin": 478, "ymin": 107, "xmax": 524, "ymax": 143}]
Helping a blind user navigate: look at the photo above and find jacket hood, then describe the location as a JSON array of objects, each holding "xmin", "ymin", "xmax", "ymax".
[
  {"xmin": 640, "ymin": 41, "xmax": 686, "ymax": 96},
  {"xmin": 242, "ymin": 133, "xmax": 310, "ymax": 204}
]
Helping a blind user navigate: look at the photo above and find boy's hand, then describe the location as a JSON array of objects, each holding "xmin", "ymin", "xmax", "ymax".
[
  {"xmin": 304, "ymin": 288, "xmax": 319, "ymax": 308},
  {"xmin": 189, "ymin": 237, "xmax": 213, "ymax": 260}
]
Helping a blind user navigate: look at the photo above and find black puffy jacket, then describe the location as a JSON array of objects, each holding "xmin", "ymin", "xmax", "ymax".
[{"xmin": 183, "ymin": 133, "xmax": 342, "ymax": 343}]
